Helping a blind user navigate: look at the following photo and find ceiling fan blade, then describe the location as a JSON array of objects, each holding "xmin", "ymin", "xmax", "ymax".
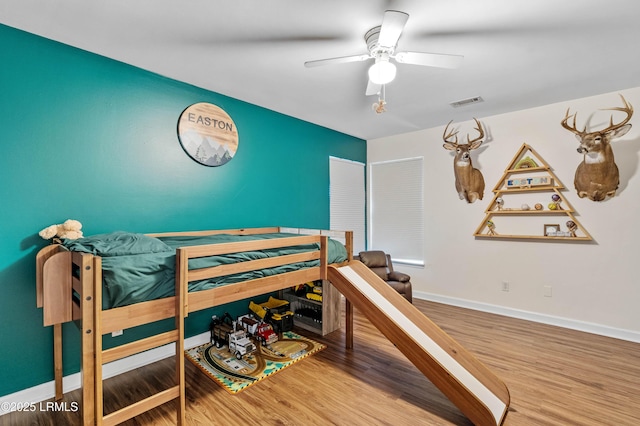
[
  {"xmin": 304, "ymin": 53, "xmax": 371, "ymax": 68},
  {"xmin": 378, "ymin": 10, "xmax": 409, "ymax": 48},
  {"xmin": 366, "ymin": 80, "xmax": 381, "ymax": 96},
  {"xmin": 394, "ymin": 51, "xmax": 464, "ymax": 69}
]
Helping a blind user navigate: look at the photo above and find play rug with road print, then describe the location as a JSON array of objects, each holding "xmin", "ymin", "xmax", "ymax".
[{"xmin": 185, "ymin": 331, "xmax": 326, "ymax": 394}]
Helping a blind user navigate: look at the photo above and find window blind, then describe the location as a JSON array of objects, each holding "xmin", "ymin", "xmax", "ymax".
[
  {"xmin": 369, "ymin": 157, "xmax": 424, "ymax": 266},
  {"xmin": 329, "ymin": 156, "xmax": 365, "ymax": 254}
]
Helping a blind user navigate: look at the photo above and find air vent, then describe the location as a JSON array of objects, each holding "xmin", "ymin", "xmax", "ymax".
[{"xmin": 449, "ymin": 96, "xmax": 484, "ymax": 108}]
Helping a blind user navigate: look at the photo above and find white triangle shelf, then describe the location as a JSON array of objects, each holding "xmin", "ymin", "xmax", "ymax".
[{"xmin": 474, "ymin": 143, "xmax": 592, "ymax": 241}]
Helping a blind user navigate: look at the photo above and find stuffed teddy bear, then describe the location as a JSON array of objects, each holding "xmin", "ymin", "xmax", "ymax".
[{"xmin": 39, "ymin": 219, "xmax": 84, "ymax": 241}]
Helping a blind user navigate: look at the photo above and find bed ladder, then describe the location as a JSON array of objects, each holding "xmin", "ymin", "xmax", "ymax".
[{"xmin": 81, "ymin": 254, "xmax": 186, "ymax": 425}]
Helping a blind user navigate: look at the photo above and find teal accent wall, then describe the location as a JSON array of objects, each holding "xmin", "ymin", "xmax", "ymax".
[{"xmin": 0, "ymin": 24, "xmax": 365, "ymax": 397}]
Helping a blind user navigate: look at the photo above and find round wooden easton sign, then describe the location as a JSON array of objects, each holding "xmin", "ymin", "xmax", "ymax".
[{"xmin": 177, "ymin": 102, "xmax": 239, "ymax": 166}]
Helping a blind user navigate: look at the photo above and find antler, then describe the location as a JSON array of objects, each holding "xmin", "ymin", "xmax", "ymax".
[
  {"xmin": 561, "ymin": 108, "xmax": 586, "ymax": 136},
  {"xmin": 562, "ymin": 94, "xmax": 633, "ymax": 136},
  {"xmin": 600, "ymin": 94, "xmax": 634, "ymax": 134},
  {"xmin": 443, "ymin": 120, "xmax": 459, "ymax": 145},
  {"xmin": 467, "ymin": 118, "xmax": 485, "ymax": 144}
]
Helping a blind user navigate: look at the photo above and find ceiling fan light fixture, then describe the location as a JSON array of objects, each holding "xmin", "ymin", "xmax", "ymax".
[{"xmin": 368, "ymin": 58, "xmax": 396, "ymax": 85}]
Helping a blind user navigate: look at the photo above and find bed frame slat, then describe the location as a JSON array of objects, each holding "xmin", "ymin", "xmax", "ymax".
[
  {"xmin": 188, "ymin": 251, "xmax": 320, "ymax": 281},
  {"xmin": 146, "ymin": 227, "xmax": 280, "ymax": 238},
  {"xmin": 102, "ymin": 386, "xmax": 180, "ymax": 426},
  {"xmin": 102, "ymin": 330, "xmax": 180, "ymax": 365},
  {"xmin": 181, "ymin": 234, "xmax": 321, "ymax": 258},
  {"xmin": 187, "ymin": 267, "xmax": 322, "ymax": 312},
  {"xmin": 100, "ymin": 297, "xmax": 178, "ymax": 335}
]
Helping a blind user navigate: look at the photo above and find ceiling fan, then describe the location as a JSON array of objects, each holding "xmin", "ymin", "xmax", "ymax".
[{"xmin": 304, "ymin": 10, "xmax": 464, "ymax": 96}]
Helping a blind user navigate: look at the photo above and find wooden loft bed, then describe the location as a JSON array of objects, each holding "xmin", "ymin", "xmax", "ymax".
[{"xmin": 35, "ymin": 226, "xmax": 353, "ymax": 426}]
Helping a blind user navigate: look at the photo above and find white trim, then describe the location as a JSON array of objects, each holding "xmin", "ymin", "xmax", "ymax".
[
  {"xmin": 392, "ymin": 258, "xmax": 425, "ymax": 267},
  {"xmin": 0, "ymin": 332, "xmax": 210, "ymax": 414},
  {"xmin": 328, "ymin": 156, "xmax": 365, "ymax": 166},
  {"xmin": 414, "ymin": 291, "xmax": 640, "ymax": 344},
  {"xmin": 368, "ymin": 155, "xmax": 424, "ymax": 166}
]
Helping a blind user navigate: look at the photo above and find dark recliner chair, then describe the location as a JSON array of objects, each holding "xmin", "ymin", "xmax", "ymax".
[{"xmin": 356, "ymin": 250, "xmax": 413, "ymax": 303}]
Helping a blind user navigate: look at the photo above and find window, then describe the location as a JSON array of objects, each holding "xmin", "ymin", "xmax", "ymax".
[
  {"xmin": 329, "ymin": 156, "xmax": 365, "ymax": 254},
  {"xmin": 369, "ymin": 157, "xmax": 424, "ymax": 266}
]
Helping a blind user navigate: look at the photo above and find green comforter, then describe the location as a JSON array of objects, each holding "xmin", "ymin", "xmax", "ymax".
[{"xmin": 62, "ymin": 232, "xmax": 346, "ymax": 309}]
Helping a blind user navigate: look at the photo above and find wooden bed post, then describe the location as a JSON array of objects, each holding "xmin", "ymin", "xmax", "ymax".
[
  {"xmin": 177, "ymin": 247, "xmax": 189, "ymax": 317},
  {"xmin": 39, "ymin": 248, "xmax": 72, "ymax": 401},
  {"xmin": 345, "ymin": 299, "xmax": 353, "ymax": 349},
  {"xmin": 93, "ymin": 256, "xmax": 105, "ymax": 426},
  {"xmin": 343, "ymin": 232, "xmax": 354, "ymax": 349},
  {"xmin": 320, "ymin": 236, "xmax": 328, "ymax": 280},
  {"xmin": 175, "ymin": 250, "xmax": 186, "ymax": 425},
  {"xmin": 344, "ymin": 231, "xmax": 354, "ymax": 262},
  {"xmin": 76, "ymin": 253, "xmax": 97, "ymax": 426},
  {"xmin": 53, "ymin": 323, "xmax": 63, "ymax": 400}
]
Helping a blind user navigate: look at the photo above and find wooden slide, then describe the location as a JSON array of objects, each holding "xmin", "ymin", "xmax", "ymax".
[{"xmin": 328, "ymin": 262, "xmax": 510, "ymax": 426}]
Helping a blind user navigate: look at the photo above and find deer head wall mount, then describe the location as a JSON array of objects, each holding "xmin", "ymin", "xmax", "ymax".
[
  {"xmin": 561, "ymin": 94, "xmax": 633, "ymax": 202},
  {"xmin": 442, "ymin": 118, "xmax": 486, "ymax": 203}
]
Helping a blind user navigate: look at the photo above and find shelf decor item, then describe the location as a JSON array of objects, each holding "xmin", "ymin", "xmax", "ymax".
[
  {"xmin": 514, "ymin": 156, "xmax": 538, "ymax": 169},
  {"xmin": 506, "ymin": 176, "xmax": 552, "ymax": 188},
  {"xmin": 550, "ymin": 194, "xmax": 562, "ymax": 210},
  {"xmin": 544, "ymin": 224, "xmax": 560, "ymax": 236},
  {"xmin": 474, "ymin": 143, "xmax": 592, "ymax": 241},
  {"xmin": 487, "ymin": 220, "xmax": 498, "ymax": 235}
]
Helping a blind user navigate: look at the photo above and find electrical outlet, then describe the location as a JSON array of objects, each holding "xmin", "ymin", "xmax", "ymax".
[
  {"xmin": 111, "ymin": 329, "xmax": 123, "ymax": 337},
  {"xmin": 544, "ymin": 285, "xmax": 552, "ymax": 297},
  {"xmin": 501, "ymin": 281, "xmax": 510, "ymax": 292}
]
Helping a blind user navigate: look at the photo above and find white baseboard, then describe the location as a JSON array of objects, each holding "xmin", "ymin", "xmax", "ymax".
[
  {"xmin": 414, "ymin": 291, "xmax": 640, "ymax": 344},
  {"xmin": 0, "ymin": 331, "xmax": 210, "ymax": 415}
]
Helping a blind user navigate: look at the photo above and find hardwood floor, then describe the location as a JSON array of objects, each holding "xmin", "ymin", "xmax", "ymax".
[{"xmin": 3, "ymin": 298, "xmax": 640, "ymax": 425}]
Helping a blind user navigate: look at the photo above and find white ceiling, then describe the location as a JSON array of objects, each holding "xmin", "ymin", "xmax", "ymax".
[{"xmin": 2, "ymin": 0, "xmax": 640, "ymax": 140}]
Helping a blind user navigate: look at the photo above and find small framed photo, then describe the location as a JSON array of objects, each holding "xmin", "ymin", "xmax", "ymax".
[{"xmin": 544, "ymin": 224, "xmax": 560, "ymax": 236}]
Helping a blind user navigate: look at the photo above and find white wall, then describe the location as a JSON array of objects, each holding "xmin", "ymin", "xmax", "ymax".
[{"xmin": 367, "ymin": 87, "xmax": 640, "ymax": 340}]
